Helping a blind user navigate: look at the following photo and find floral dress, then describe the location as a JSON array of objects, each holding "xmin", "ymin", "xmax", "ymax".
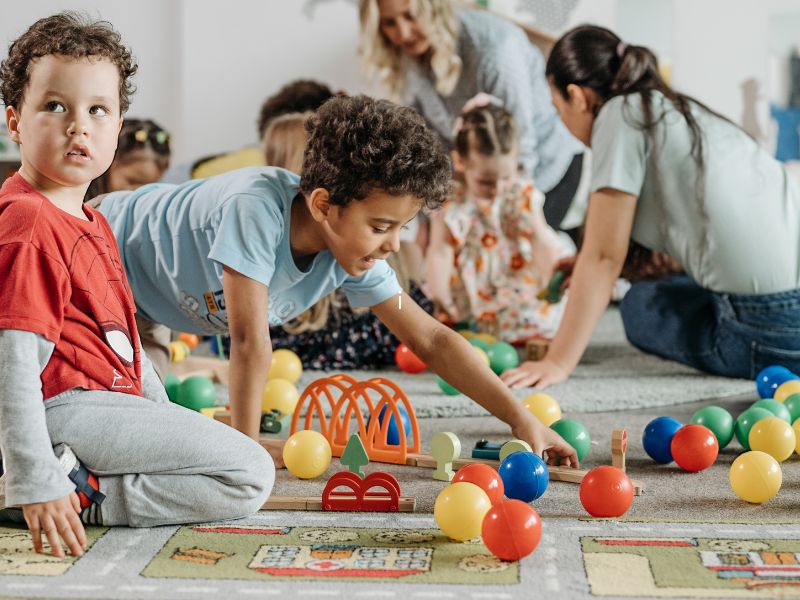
[{"xmin": 444, "ymin": 180, "xmax": 572, "ymax": 342}]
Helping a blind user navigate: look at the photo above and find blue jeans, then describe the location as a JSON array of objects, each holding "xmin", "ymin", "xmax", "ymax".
[{"xmin": 619, "ymin": 275, "xmax": 800, "ymax": 379}]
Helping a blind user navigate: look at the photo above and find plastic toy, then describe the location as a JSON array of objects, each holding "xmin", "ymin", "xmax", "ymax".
[
  {"xmin": 394, "ymin": 343, "xmax": 426, "ymax": 374},
  {"xmin": 431, "ymin": 432, "xmax": 461, "ymax": 482},
  {"xmin": 367, "ymin": 404, "xmax": 411, "ymax": 445},
  {"xmin": 579, "ymin": 466, "xmax": 634, "ymax": 517},
  {"xmin": 690, "ymin": 406, "xmax": 734, "ymax": 448},
  {"xmin": 499, "ymin": 440, "xmax": 533, "ymax": 463},
  {"xmin": 473, "ymin": 347, "xmax": 490, "ymax": 367},
  {"xmin": 436, "ymin": 375, "xmax": 461, "ymax": 395},
  {"xmin": 175, "ymin": 375, "xmax": 216, "ymax": 411},
  {"xmin": 164, "ymin": 372, "xmax": 180, "ymax": 403},
  {"xmin": 642, "ymin": 416, "xmax": 683, "ymax": 463},
  {"xmin": 322, "ymin": 471, "xmax": 401, "ymax": 511},
  {"xmin": 282, "ymin": 430, "xmax": 332, "ymax": 479},
  {"xmin": 472, "ymin": 439, "xmax": 502, "ymax": 460},
  {"xmin": 498, "ymin": 452, "xmax": 548, "ymax": 502},
  {"xmin": 468, "ymin": 337, "xmax": 491, "ymax": 352},
  {"xmin": 734, "ymin": 407, "xmax": 773, "ymax": 450},
  {"xmin": 268, "ymin": 349, "xmax": 302, "ymax": 384},
  {"xmin": 487, "ymin": 341, "xmax": 519, "ymax": 374},
  {"xmin": 550, "ymin": 419, "xmax": 591, "ymax": 462},
  {"xmin": 783, "ymin": 393, "xmax": 800, "ymax": 422},
  {"xmin": 434, "ymin": 482, "xmax": 492, "ymax": 541},
  {"xmin": 748, "ymin": 416, "xmax": 796, "ymax": 462},
  {"xmin": 452, "ymin": 463, "xmax": 504, "ymax": 505},
  {"xmin": 755, "ymin": 365, "xmax": 795, "ymax": 399},
  {"xmin": 729, "ymin": 450, "xmax": 782, "ymax": 503},
  {"xmin": 537, "ymin": 269, "xmax": 564, "ymax": 303},
  {"xmin": 521, "ymin": 393, "xmax": 561, "ymax": 427},
  {"xmin": 260, "ymin": 409, "xmax": 290, "ymax": 434},
  {"xmin": 481, "ymin": 499, "xmax": 541, "ymax": 561},
  {"xmin": 177, "ymin": 332, "xmax": 200, "ymax": 349},
  {"xmin": 752, "ymin": 398, "xmax": 792, "ymax": 423},
  {"xmin": 774, "ymin": 379, "xmax": 800, "ymax": 403},
  {"xmin": 170, "ymin": 340, "xmax": 191, "ymax": 363},
  {"xmin": 794, "ymin": 419, "xmax": 800, "ymax": 454},
  {"xmin": 262, "ymin": 378, "xmax": 299, "ymax": 415},
  {"xmin": 670, "ymin": 424, "xmax": 719, "ymax": 472},
  {"xmin": 341, "ymin": 433, "xmax": 369, "ymax": 478}
]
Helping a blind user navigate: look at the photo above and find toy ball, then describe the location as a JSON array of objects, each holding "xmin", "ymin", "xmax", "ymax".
[
  {"xmin": 164, "ymin": 372, "xmax": 181, "ymax": 404},
  {"xmin": 748, "ymin": 416, "xmax": 796, "ymax": 462},
  {"xmin": 481, "ymin": 499, "xmax": 542, "ymax": 561},
  {"xmin": 473, "ymin": 347, "xmax": 491, "ymax": 367},
  {"xmin": 774, "ymin": 379, "xmax": 800, "ymax": 403},
  {"xmin": 473, "ymin": 333, "xmax": 497, "ymax": 345},
  {"xmin": 755, "ymin": 365, "xmax": 795, "ymax": 399},
  {"xmin": 283, "ymin": 430, "xmax": 332, "ymax": 479},
  {"xmin": 177, "ymin": 332, "xmax": 200, "ymax": 349},
  {"xmin": 170, "ymin": 340, "xmax": 191, "ymax": 363},
  {"xmin": 752, "ymin": 398, "xmax": 792, "ymax": 423},
  {"xmin": 498, "ymin": 451, "xmax": 549, "ymax": 502},
  {"xmin": 670, "ymin": 424, "xmax": 719, "ymax": 472},
  {"xmin": 175, "ymin": 375, "xmax": 216, "ymax": 411},
  {"xmin": 783, "ymin": 393, "xmax": 800, "ymax": 423},
  {"xmin": 468, "ymin": 338, "xmax": 491, "ymax": 352},
  {"xmin": 434, "ymin": 482, "xmax": 492, "ymax": 541},
  {"xmin": 734, "ymin": 407, "xmax": 773, "ymax": 450},
  {"xmin": 453, "ymin": 464, "xmax": 504, "ymax": 505},
  {"xmin": 437, "ymin": 375, "xmax": 460, "ymax": 395},
  {"xmin": 729, "ymin": 450, "xmax": 782, "ymax": 504},
  {"xmin": 641, "ymin": 416, "xmax": 683, "ymax": 463},
  {"xmin": 579, "ymin": 466, "xmax": 634, "ymax": 517},
  {"xmin": 487, "ymin": 342, "xmax": 519, "ymax": 375},
  {"xmin": 793, "ymin": 418, "xmax": 800, "ymax": 455},
  {"xmin": 690, "ymin": 406, "xmax": 734, "ymax": 448},
  {"xmin": 394, "ymin": 343, "xmax": 426, "ymax": 374},
  {"xmin": 268, "ymin": 349, "xmax": 303, "ymax": 384},
  {"xmin": 261, "ymin": 378, "xmax": 299, "ymax": 415},
  {"xmin": 522, "ymin": 393, "xmax": 562, "ymax": 427},
  {"xmin": 368, "ymin": 404, "xmax": 411, "ymax": 446},
  {"xmin": 550, "ymin": 419, "xmax": 591, "ymax": 461}
]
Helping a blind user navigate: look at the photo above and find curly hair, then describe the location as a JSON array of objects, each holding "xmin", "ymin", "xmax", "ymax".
[
  {"xmin": 299, "ymin": 95, "xmax": 451, "ymax": 211},
  {"xmin": 0, "ymin": 12, "xmax": 137, "ymax": 113},
  {"xmin": 256, "ymin": 79, "xmax": 334, "ymax": 139}
]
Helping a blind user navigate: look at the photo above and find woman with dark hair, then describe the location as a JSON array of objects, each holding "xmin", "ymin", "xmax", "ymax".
[{"xmin": 502, "ymin": 25, "xmax": 800, "ymax": 389}]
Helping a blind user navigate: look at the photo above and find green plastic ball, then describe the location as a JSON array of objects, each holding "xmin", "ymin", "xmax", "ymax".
[
  {"xmin": 734, "ymin": 407, "xmax": 773, "ymax": 450},
  {"xmin": 176, "ymin": 375, "xmax": 217, "ymax": 411},
  {"xmin": 164, "ymin": 373, "xmax": 181, "ymax": 404},
  {"xmin": 752, "ymin": 398, "xmax": 792, "ymax": 423},
  {"xmin": 783, "ymin": 393, "xmax": 800, "ymax": 422},
  {"xmin": 550, "ymin": 418, "xmax": 591, "ymax": 461},
  {"xmin": 468, "ymin": 338, "xmax": 490, "ymax": 352},
  {"xmin": 690, "ymin": 406, "xmax": 734, "ymax": 448},
  {"xmin": 486, "ymin": 342, "xmax": 519, "ymax": 375},
  {"xmin": 437, "ymin": 375, "xmax": 461, "ymax": 395}
]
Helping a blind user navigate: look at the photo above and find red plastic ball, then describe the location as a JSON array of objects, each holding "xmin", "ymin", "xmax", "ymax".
[
  {"xmin": 453, "ymin": 463, "xmax": 504, "ymax": 505},
  {"xmin": 579, "ymin": 466, "xmax": 634, "ymax": 518},
  {"xmin": 670, "ymin": 424, "xmax": 719, "ymax": 472},
  {"xmin": 481, "ymin": 499, "xmax": 542, "ymax": 561},
  {"xmin": 395, "ymin": 343, "xmax": 427, "ymax": 374}
]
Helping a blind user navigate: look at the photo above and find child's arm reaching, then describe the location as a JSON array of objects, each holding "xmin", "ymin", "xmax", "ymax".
[
  {"xmin": 372, "ymin": 295, "xmax": 579, "ymax": 466},
  {"xmin": 0, "ymin": 330, "xmax": 87, "ymax": 558},
  {"xmin": 424, "ymin": 209, "xmax": 458, "ymax": 319}
]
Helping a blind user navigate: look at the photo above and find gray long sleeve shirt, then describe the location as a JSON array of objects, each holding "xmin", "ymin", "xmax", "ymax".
[{"xmin": 405, "ymin": 9, "xmax": 584, "ymax": 193}]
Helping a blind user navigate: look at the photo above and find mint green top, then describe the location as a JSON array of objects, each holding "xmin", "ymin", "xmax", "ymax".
[{"xmin": 591, "ymin": 92, "xmax": 800, "ymax": 294}]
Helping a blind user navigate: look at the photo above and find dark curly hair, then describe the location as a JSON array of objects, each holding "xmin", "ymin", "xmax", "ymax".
[
  {"xmin": 299, "ymin": 95, "xmax": 451, "ymax": 211},
  {"xmin": 257, "ymin": 79, "xmax": 334, "ymax": 139},
  {"xmin": 0, "ymin": 12, "xmax": 137, "ymax": 113}
]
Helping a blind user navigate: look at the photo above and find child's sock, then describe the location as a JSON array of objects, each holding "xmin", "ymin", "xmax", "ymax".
[{"xmin": 53, "ymin": 444, "xmax": 105, "ymax": 525}]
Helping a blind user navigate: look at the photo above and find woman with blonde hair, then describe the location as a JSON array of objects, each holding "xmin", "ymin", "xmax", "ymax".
[{"xmin": 359, "ymin": 0, "xmax": 584, "ymax": 230}]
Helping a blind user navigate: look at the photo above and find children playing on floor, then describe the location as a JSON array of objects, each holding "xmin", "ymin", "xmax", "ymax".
[
  {"xmin": 426, "ymin": 98, "xmax": 574, "ymax": 342},
  {"xmin": 95, "ymin": 94, "xmax": 579, "ymax": 466},
  {"xmin": 0, "ymin": 12, "xmax": 273, "ymax": 557}
]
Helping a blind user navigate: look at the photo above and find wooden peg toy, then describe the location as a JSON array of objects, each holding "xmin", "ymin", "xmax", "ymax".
[{"xmin": 611, "ymin": 429, "xmax": 627, "ymax": 471}]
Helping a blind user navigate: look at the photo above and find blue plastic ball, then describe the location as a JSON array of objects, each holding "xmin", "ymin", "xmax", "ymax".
[
  {"xmin": 498, "ymin": 451, "xmax": 549, "ymax": 502},
  {"xmin": 755, "ymin": 365, "xmax": 796, "ymax": 399},
  {"xmin": 642, "ymin": 416, "xmax": 683, "ymax": 464},
  {"xmin": 368, "ymin": 404, "xmax": 411, "ymax": 445}
]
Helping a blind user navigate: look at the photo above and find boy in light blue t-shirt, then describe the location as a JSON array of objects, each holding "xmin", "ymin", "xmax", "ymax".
[{"xmin": 98, "ymin": 95, "xmax": 579, "ymax": 466}]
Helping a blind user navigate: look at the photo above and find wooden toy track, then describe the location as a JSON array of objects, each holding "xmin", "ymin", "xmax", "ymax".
[{"xmin": 290, "ymin": 374, "xmax": 420, "ymax": 465}]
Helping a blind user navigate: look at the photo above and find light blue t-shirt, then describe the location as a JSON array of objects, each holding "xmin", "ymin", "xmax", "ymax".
[
  {"xmin": 591, "ymin": 92, "xmax": 800, "ymax": 295},
  {"xmin": 99, "ymin": 167, "xmax": 401, "ymax": 334}
]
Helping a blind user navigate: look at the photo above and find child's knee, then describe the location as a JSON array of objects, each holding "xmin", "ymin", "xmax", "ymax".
[{"xmin": 237, "ymin": 438, "xmax": 275, "ymax": 514}]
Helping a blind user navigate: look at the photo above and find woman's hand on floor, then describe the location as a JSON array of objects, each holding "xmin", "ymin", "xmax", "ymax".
[{"xmin": 501, "ymin": 358, "xmax": 569, "ymax": 389}]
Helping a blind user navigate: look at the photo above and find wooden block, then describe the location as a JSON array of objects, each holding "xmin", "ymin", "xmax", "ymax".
[
  {"xmin": 263, "ymin": 495, "xmax": 416, "ymax": 512},
  {"xmin": 213, "ymin": 410, "xmax": 232, "ymax": 426},
  {"xmin": 611, "ymin": 429, "xmax": 627, "ymax": 472},
  {"xmin": 524, "ymin": 338, "xmax": 551, "ymax": 361},
  {"xmin": 430, "ymin": 432, "xmax": 461, "ymax": 482}
]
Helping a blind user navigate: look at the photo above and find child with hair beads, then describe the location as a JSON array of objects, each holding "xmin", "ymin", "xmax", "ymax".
[
  {"xmin": 0, "ymin": 13, "xmax": 273, "ymax": 557},
  {"xmin": 426, "ymin": 97, "xmax": 573, "ymax": 342}
]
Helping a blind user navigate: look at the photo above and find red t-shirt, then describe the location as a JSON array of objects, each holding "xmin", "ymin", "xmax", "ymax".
[{"xmin": 0, "ymin": 174, "xmax": 142, "ymax": 399}]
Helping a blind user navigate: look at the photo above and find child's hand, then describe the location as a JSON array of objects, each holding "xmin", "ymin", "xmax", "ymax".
[
  {"xmin": 501, "ymin": 358, "xmax": 569, "ymax": 389},
  {"xmin": 22, "ymin": 493, "xmax": 86, "ymax": 558},
  {"xmin": 512, "ymin": 418, "xmax": 579, "ymax": 468}
]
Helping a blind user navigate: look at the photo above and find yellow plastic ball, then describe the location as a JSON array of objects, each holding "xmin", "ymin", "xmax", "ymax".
[
  {"xmin": 793, "ymin": 418, "xmax": 800, "ymax": 455},
  {"xmin": 774, "ymin": 380, "xmax": 800, "ymax": 403},
  {"xmin": 434, "ymin": 482, "xmax": 492, "ymax": 541},
  {"xmin": 729, "ymin": 451, "xmax": 782, "ymax": 504},
  {"xmin": 749, "ymin": 416, "xmax": 796, "ymax": 462},
  {"xmin": 474, "ymin": 347, "xmax": 490, "ymax": 367},
  {"xmin": 269, "ymin": 349, "xmax": 303, "ymax": 384},
  {"xmin": 170, "ymin": 340, "xmax": 190, "ymax": 363},
  {"xmin": 282, "ymin": 430, "xmax": 332, "ymax": 479},
  {"xmin": 459, "ymin": 330, "xmax": 475, "ymax": 340},
  {"xmin": 473, "ymin": 333, "xmax": 497, "ymax": 345},
  {"xmin": 522, "ymin": 393, "xmax": 562, "ymax": 427},
  {"xmin": 262, "ymin": 378, "xmax": 299, "ymax": 416}
]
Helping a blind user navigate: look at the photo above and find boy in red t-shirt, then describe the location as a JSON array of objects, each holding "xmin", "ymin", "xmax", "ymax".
[{"xmin": 0, "ymin": 13, "xmax": 273, "ymax": 558}]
